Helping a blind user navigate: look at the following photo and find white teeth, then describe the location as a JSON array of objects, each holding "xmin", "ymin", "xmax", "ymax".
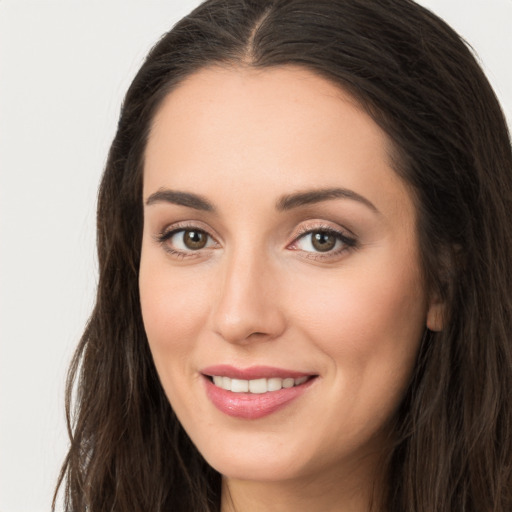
[
  {"xmin": 222, "ymin": 376, "xmax": 231, "ymax": 390},
  {"xmin": 231, "ymin": 378, "xmax": 249, "ymax": 393},
  {"xmin": 211, "ymin": 375, "xmax": 310, "ymax": 393},
  {"xmin": 248, "ymin": 378, "xmax": 267, "ymax": 394},
  {"xmin": 282, "ymin": 377, "xmax": 294, "ymax": 388},
  {"xmin": 267, "ymin": 377, "xmax": 282, "ymax": 392}
]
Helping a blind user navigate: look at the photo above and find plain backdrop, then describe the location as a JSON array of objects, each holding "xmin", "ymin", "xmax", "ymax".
[{"xmin": 0, "ymin": 1, "xmax": 511, "ymax": 511}]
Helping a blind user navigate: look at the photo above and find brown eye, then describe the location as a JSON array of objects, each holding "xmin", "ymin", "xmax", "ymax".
[
  {"xmin": 293, "ymin": 227, "xmax": 356, "ymax": 256},
  {"xmin": 183, "ymin": 230, "xmax": 208, "ymax": 250},
  {"xmin": 311, "ymin": 231, "xmax": 337, "ymax": 252},
  {"xmin": 158, "ymin": 227, "xmax": 215, "ymax": 254}
]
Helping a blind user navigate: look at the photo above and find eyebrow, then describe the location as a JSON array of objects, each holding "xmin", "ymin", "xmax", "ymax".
[
  {"xmin": 145, "ymin": 186, "xmax": 378, "ymax": 214},
  {"xmin": 145, "ymin": 189, "xmax": 214, "ymax": 211},
  {"xmin": 276, "ymin": 187, "xmax": 379, "ymax": 213}
]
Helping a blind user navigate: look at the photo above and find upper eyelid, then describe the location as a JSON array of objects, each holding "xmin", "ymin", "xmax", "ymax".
[
  {"xmin": 289, "ymin": 221, "xmax": 358, "ymax": 250},
  {"xmin": 153, "ymin": 219, "xmax": 357, "ymax": 246},
  {"xmin": 291, "ymin": 227, "xmax": 356, "ymax": 245},
  {"xmin": 291, "ymin": 220, "xmax": 356, "ymax": 239},
  {"xmin": 155, "ymin": 226, "xmax": 218, "ymax": 257},
  {"xmin": 157, "ymin": 221, "xmax": 219, "ymax": 239}
]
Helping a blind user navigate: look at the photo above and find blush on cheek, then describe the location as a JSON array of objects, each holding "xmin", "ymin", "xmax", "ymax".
[
  {"xmin": 141, "ymin": 293, "xmax": 197, "ymax": 353},
  {"xmin": 299, "ymin": 270, "xmax": 425, "ymax": 357},
  {"xmin": 140, "ymin": 260, "xmax": 190, "ymax": 323}
]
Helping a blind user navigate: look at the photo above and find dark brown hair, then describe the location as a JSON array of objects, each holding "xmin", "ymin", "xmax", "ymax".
[{"xmin": 54, "ymin": 1, "xmax": 512, "ymax": 510}]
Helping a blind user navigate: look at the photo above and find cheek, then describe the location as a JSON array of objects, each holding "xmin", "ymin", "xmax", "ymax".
[
  {"xmin": 138, "ymin": 255, "xmax": 216, "ymax": 426},
  {"xmin": 139, "ymin": 253, "xmax": 221, "ymax": 431},
  {"xmin": 289, "ymin": 253, "xmax": 427, "ymax": 383},
  {"xmin": 138, "ymin": 253, "xmax": 211, "ymax": 362},
  {"xmin": 298, "ymin": 264, "xmax": 426, "ymax": 438}
]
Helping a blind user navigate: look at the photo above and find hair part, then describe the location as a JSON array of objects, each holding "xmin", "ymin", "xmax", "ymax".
[{"xmin": 55, "ymin": 1, "xmax": 512, "ymax": 510}]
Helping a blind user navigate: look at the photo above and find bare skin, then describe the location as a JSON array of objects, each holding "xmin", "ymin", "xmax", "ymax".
[{"xmin": 139, "ymin": 65, "xmax": 444, "ymax": 511}]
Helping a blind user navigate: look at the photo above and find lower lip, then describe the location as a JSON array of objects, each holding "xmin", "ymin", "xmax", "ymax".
[{"xmin": 203, "ymin": 376, "xmax": 316, "ymax": 419}]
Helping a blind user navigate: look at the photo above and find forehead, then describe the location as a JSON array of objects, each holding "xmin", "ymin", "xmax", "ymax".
[
  {"xmin": 146, "ymin": 65, "xmax": 381, "ymax": 167},
  {"xmin": 143, "ymin": 65, "xmax": 415, "ymax": 222}
]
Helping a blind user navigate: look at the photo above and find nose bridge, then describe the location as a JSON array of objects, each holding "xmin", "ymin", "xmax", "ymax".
[{"xmin": 211, "ymin": 240, "xmax": 285, "ymax": 344}]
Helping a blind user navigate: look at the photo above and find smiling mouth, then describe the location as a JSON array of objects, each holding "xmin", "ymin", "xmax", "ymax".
[
  {"xmin": 202, "ymin": 368, "xmax": 318, "ymax": 419},
  {"xmin": 209, "ymin": 375, "xmax": 311, "ymax": 394}
]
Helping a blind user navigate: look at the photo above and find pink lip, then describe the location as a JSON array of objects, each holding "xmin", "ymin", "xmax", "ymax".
[
  {"xmin": 201, "ymin": 364, "xmax": 312, "ymax": 380},
  {"xmin": 201, "ymin": 365, "xmax": 317, "ymax": 420}
]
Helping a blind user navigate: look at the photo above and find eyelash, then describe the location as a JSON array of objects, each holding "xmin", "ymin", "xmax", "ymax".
[
  {"xmin": 155, "ymin": 224, "xmax": 216, "ymax": 259},
  {"xmin": 155, "ymin": 223, "xmax": 358, "ymax": 261},
  {"xmin": 289, "ymin": 224, "xmax": 358, "ymax": 261}
]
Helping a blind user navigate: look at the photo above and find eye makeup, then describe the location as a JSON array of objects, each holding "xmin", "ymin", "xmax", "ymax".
[{"xmin": 153, "ymin": 219, "xmax": 358, "ymax": 262}]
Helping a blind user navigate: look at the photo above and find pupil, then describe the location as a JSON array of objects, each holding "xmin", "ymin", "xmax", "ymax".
[
  {"xmin": 312, "ymin": 231, "xmax": 336, "ymax": 252},
  {"xmin": 184, "ymin": 230, "xmax": 207, "ymax": 249}
]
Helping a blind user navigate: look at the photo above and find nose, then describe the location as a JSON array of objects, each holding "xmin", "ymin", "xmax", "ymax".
[{"xmin": 210, "ymin": 248, "xmax": 287, "ymax": 345}]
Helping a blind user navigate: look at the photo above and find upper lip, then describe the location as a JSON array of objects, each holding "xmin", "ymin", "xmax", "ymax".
[{"xmin": 201, "ymin": 364, "xmax": 316, "ymax": 380}]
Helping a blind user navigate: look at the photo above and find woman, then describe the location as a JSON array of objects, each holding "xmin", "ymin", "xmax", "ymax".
[{"xmin": 54, "ymin": 0, "xmax": 512, "ymax": 510}]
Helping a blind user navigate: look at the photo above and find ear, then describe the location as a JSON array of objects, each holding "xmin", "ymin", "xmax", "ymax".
[
  {"xmin": 426, "ymin": 298, "xmax": 446, "ymax": 332},
  {"xmin": 425, "ymin": 243, "xmax": 459, "ymax": 332}
]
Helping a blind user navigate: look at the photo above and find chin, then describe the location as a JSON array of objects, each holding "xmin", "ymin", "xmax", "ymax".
[
  {"xmin": 193, "ymin": 431, "xmax": 314, "ymax": 482},
  {"xmin": 208, "ymin": 454, "xmax": 306, "ymax": 483}
]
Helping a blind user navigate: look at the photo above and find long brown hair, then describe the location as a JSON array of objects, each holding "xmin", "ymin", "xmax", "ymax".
[{"xmin": 54, "ymin": 1, "xmax": 512, "ymax": 510}]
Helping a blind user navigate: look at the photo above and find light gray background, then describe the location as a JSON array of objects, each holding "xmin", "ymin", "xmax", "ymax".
[{"xmin": 1, "ymin": 1, "xmax": 511, "ymax": 511}]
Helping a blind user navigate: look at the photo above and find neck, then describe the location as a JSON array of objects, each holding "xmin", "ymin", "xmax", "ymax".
[{"xmin": 220, "ymin": 455, "xmax": 387, "ymax": 512}]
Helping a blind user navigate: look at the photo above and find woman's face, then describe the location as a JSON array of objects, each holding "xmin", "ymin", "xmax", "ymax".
[{"xmin": 139, "ymin": 66, "xmax": 438, "ymax": 486}]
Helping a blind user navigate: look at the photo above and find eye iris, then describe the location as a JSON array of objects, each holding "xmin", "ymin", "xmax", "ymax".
[
  {"xmin": 311, "ymin": 231, "xmax": 336, "ymax": 252},
  {"xmin": 183, "ymin": 230, "xmax": 207, "ymax": 250}
]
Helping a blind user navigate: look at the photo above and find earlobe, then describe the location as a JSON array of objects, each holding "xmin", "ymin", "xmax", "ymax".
[
  {"xmin": 426, "ymin": 244, "xmax": 458, "ymax": 332},
  {"xmin": 426, "ymin": 301, "xmax": 445, "ymax": 332}
]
